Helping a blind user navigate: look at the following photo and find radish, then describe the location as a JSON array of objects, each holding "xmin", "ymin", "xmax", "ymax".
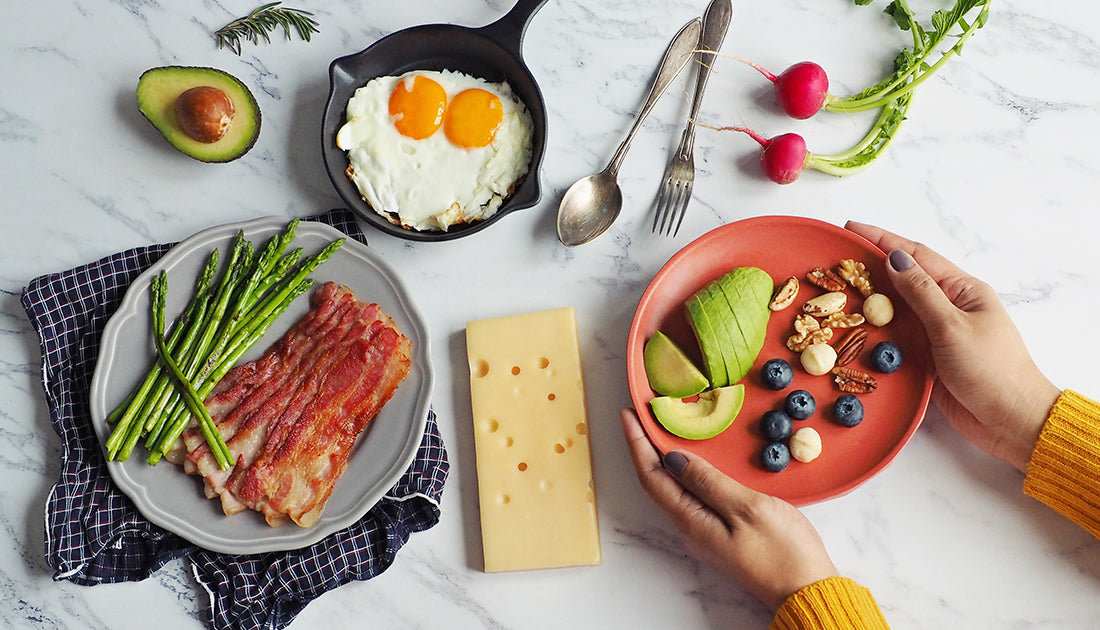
[
  {"xmin": 742, "ymin": 60, "xmax": 831, "ymax": 120},
  {"xmin": 734, "ymin": 129, "xmax": 808, "ymax": 185},
  {"xmin": 722, "ymin": 0, "xmax": 991, "ymax": 119},
  {"xmin": 709, "ymin": 87, "xmax": 913, "ymax": 185}
]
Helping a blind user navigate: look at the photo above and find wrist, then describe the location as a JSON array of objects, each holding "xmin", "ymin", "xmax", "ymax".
[{"xmin": 1010, "ymin": 381, "xmax": 1061, "ymax": 473}]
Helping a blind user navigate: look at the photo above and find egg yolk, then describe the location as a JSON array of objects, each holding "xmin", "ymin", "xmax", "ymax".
[
  {"xmin": 389, "ymin": 75, "xmax": 447, "ymax": 140},
  {"xmin": 444, "ymin": 88, "xmax": 504, "ymax": 149}
]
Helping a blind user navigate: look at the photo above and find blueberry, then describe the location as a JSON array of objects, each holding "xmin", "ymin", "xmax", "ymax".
[
  {"xmin": 784, "ymin": 389, "xmax": 816, "ymax": 420},
  {"xmin": 760, "ymin": 410, "xmax": 794, "ymax": 442},
  {"xmin": 870, "ymin": 341, "xmax": 903, "ymax": 374},
  {"xmin": 832, "ymin": 394, "xmax": 865, "ymax": 427},
  {"xmin": 760, "ymin": 358, "xmax": 794, "ymax": 390},
  {"xmin": 761, "ymin": 442, "xmax": 791, "ymax": 473}
]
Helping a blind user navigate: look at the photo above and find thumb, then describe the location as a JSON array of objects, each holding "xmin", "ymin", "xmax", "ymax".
[
  {"xmin": 884, "ymin": 248, "xmax": 960, "ymax": 334},
  {"xmin": 666, "ymin": 450, "xmax": 765, "ymax": 520}
]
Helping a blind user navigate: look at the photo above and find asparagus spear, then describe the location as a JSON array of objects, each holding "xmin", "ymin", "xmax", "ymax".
[
  {"xmin": 137, "ymin": 235, "xmax": 249, "ymax": 450},
  {"xmin": 105, "ymin": 249, "xmax": 219, "ymax": 459},
  {"xmin": 150, "ymin": 271, "xmax": 234, "ymax": 470}
]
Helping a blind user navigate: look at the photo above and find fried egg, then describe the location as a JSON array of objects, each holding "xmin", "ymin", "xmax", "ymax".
[{"xmin": 336, "ymin": 70, "xmax": 534, "ymax": 232}]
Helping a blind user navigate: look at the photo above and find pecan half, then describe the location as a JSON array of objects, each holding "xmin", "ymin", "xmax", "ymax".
[
  {"xmin": 833, "ymin": 327, "xmax": 868, "ymax": 366},
  {"xmin": 806, "ymin": 266, "xmax": 847, "ymax": 292},
  {"xmin": 831, "ymin": 365, "xmax": 878, "ymax": 394},
  {"xmin": 770, "ymin": 276, "xmax": 800, "ymax": 311}
]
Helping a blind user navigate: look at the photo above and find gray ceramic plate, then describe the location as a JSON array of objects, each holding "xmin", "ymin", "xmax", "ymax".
[{"xmin": 89, "ymin": 217, "xmax": 434, "ymax": 554}]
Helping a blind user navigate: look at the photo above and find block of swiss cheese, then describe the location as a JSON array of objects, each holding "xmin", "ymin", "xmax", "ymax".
[{"xmin": 465, "ymin": 307, "xmax": 601, "ymax": 572}]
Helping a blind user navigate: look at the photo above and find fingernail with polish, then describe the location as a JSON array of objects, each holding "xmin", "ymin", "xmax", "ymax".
[
  {"xmin": 888, "ymin": 249, "xmax": 915, "ymax": 272},
  {"xmin": 663, "ymin": 451, "xmax": 688, "ymax": 476}
]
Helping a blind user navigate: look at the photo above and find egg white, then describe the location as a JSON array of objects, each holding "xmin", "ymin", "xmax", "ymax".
[{"xmin": 336, "ymin": 70, "xmax": 534, "ymax": 232}]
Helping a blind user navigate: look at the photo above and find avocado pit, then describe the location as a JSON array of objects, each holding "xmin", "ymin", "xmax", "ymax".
[{"xmin": 175, "ymin": 86, "xmax": 235, "ymax": 143}]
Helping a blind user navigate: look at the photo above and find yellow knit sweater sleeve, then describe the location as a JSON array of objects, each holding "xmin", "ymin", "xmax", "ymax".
[
  {"xmin": 769, "ymin": 390, "xmax": 1100, "ymax": 630},
  {"xmin": 770, "ymin": 577, "xmax": 890, "ymax": 630},
  {"xmin": 1024, "ymin": 389, "xmax": 1100, "ymax": 539}
]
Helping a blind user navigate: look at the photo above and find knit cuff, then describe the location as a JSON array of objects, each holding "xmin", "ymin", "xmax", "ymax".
[
  {"xmin": 770, "ymin": 576, "xmax": 890, "ymax": 630},
  {"xmin": 1024, "ymin": 390, "xmax": 1100, "ymax": 539}
]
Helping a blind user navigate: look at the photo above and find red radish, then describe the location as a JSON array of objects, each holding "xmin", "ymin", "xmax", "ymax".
[
  {"xmin": 704, "ymin": 121, "xmax": 809, "ymax": 182},
  {"xmin": 716, "ymin": 125, "xmax": 808, "ymax": 185},
  {"xmin": 742, "ymin": 60, "xmax": 831, "ymax": 120},
  {"xmin": 756, "ymin": 133, "xmax": 809, "ymax": 184},
  {"xmin": 710, "ymin": 114, "xmax": 910, "ymax": 185}
]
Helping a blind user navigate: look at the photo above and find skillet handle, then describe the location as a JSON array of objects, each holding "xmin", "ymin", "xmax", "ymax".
[{"xmin": 479, "ymin": 0, "xmax": 550, "ymax": 58}]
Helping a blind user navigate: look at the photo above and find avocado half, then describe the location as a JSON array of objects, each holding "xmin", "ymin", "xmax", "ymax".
[
  {"xmin": 136, "ymin": 66, "xmax": 260, "ymax": 163},
  {"xmin": 650, "ymin": 384, "xmax": 745, "ymax": 440}
]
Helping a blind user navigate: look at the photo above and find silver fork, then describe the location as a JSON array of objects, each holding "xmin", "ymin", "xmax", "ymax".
[{"xmin": 652, "ymin": 0, "xmax": 732, "ymax": 236}]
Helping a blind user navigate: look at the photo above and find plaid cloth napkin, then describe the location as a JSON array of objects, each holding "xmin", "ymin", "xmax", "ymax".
[{"xmin": 21, "ymin": 209, "xmax": 449, "ymax": 630}]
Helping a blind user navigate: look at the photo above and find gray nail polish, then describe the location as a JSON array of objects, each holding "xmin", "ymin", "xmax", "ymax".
[
  {"xmin": 663, "ymin": 451, "xmax": 688, "ymax": 476},
  {"xmin": 889, "ymin": 249, "xmax": 915, "ymax": 272}
]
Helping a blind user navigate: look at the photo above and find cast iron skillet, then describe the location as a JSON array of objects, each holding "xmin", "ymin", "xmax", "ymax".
[{"xmin": 321, "ymin": 0, "xmax": 550, "ymax": 242}]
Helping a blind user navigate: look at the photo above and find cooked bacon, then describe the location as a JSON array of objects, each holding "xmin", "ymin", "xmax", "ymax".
[{"xmin": 177, "ymin": 281, "xmax": 412, "ymax": 527}]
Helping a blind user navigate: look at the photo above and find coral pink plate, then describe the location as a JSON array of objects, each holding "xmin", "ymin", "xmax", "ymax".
[{"xmin": 626, "ymin": 216, "xmax": 934, "ymax": 506}]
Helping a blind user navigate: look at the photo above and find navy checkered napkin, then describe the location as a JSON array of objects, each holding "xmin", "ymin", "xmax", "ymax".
[{"xmin": 21, "ymin": 209, "xmax": 449, "ymax": 630}]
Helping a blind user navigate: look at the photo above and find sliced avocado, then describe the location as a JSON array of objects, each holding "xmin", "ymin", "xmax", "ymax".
[
  {"xmin": 735, "ymin": 267, "xmax": 775, "ymax": 311},
  {"xmin": 644, "ymin": 331, "xmax": 710, "ymax": 398},
  {"xmin": 717, "ymin": 267, "xmax": 773, "ymax": 376},
  {"xmin": 136, "ymin": 66, "xmax": 260, "ymax": 163},
  {"xmin": 697, "ymin": 283, "xmax": 745, "ymax": 383},
  {"xmin": 650, "ymin": 384, "xmax": 745, "ymax": 440},
  {"xmin": 684, "ymin": 294, "xmax": 728, "ymax": 388},
  {"xmin": 709, "ymin": 281, "xmax": 755, "ymax": 382}
]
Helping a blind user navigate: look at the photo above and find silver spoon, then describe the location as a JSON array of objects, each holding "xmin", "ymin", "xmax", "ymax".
[{"xmin": 556, "ymin": 17, "xmax": 703, "ymax": 247}]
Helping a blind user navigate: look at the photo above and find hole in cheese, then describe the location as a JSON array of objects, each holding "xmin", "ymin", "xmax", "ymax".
[
  {"xmin": 538, "ymin": 357, "xmax": 550, "ymax": 369},
  {"xmin": 517, "ymin": 462, "xmax": 528, "ymax": 472},
  {"xmin": 547, "ymin": 393, "xmax": 556, "ymax": 401},
  {"xmin": 575, "ymin": 423, "xmax": 587, "ymax": 435},
  {"xmin": 499, "ymin": 494, "xmax": 510, "ymax": 505},
  {"xmin": 511, "ymin": 366, "xmax": 521, "ymax": 375},
  {"xmin": 485, "ymin": 418, "xmax": 499, "ymax": 433},
  {"xmin": 504, "ymin": 436, "xmax": 514, "ymax": 447},
  {"xmin": 473, "ymin": 360, "xmax": 489, "ymax": 378},
  {"xmin": 553, "ymin": 443, "xmax": 565, "ymax": 454}
]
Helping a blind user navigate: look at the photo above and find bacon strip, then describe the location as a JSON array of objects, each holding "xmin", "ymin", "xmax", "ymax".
[{"xmin": 177, "ymin": 281, "xmax": 412, "ymax": 527}]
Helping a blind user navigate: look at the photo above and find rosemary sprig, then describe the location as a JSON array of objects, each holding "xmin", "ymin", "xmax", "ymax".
[{"xmin": 215, "ymin": 2, "xmax": 320, "ymax": 55}]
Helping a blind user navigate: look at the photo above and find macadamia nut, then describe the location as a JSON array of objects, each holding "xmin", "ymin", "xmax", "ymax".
[
  {"xmin": 790, "ymin": 427, "xmax": 822, "ymax": 463},
  {"xmin": 863, "ymin": 293, "xmax": 895, "ymax": 327},
  {"xmin": 800, "ymin": 343, "xmax": 837, "ymax": 376}
]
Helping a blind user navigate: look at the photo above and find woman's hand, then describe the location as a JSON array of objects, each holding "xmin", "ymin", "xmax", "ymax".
[
  {"xmin": 620, "ymin": 408, "xmax": 838, "ymax": 611},
  {"xmin": 846, "ymin": 221, "xmax": 1061, "ymax": 473}
]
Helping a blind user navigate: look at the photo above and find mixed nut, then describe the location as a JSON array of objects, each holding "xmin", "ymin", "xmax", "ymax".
[{"xmin": 756, "ymin": 257, "xmax": 905, "ymax": 473}]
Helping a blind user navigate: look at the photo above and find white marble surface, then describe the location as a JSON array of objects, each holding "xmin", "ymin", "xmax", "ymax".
[{"xmin": 4, "ymin": 0, "xmax": 1100, "ymax": 628}]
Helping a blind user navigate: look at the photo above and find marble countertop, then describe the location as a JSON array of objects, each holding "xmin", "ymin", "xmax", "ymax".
[{"xmin": 5, "ymin": 1, "xmax": 1100, "ymax": 628}]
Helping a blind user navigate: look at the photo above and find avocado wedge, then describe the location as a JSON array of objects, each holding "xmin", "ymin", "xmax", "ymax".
[
  {"xmin": 650, "ymin": 384, "xmax": 745, "ymax": 440},
  {"xmin": 684, "ymin": 294, "xmax": 728, "ymax": 388},
  {"xmin": 698, "ymin": 284, "xmax": 746, "ymax": 383},
  {"xmin": 643, "ymin": 331, "xmax": 710, "ymax": 398},
  {"xmin": 137, "ymin": 66, "xmax": 260, "ymax": 163},
  {"xmin": 716, "ymin": 267, "xmax": 772, "ymax": 378}
]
